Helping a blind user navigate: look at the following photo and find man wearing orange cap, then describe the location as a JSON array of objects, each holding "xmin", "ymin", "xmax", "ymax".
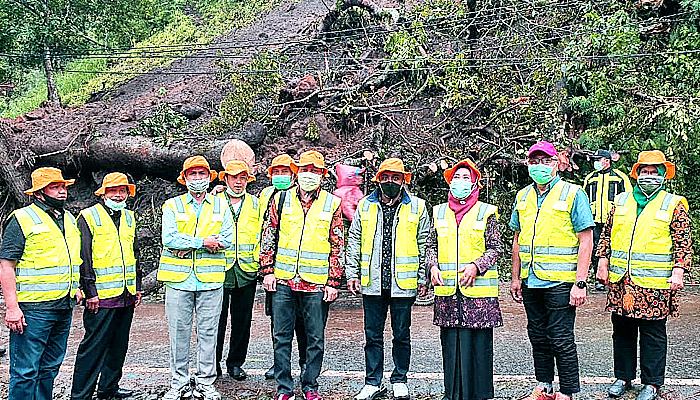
[
  {"xmin": 595, "ymin": 151, "xmax": 692, "ymax": 400},
  {"xmin": 259, "ymin": 150, "xmax": 344, "ymax": 400},
  {"xmin": 258, "ymin": 154, "xmax": 309, "ymax": 381},
  {"xmin": 158, "ymin": 156, "xmax": 233, "ymax": 400},
  {"xmin": 215, "ymin": 161, "xmax": 260, "ymax": 381},
  {"xmin": 346, "ymin": 158, "xmax": 433, "ymax": 400},
  {"xmin": 0, "ymin": 167, "xmax": 83, "ymax": 400},
  {"xmin": 70, "ymin": 172, "xmax": 141, "ymax": 400}
]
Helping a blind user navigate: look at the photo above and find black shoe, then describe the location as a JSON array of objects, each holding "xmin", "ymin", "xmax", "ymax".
[
  {"xmin": 228, "ymin": 366, "xmax": 247, "ymax": 381},
  {"xmin": 0, "ymin": 347, "xmax": 6, "ymax": 357},
  {"xmin": 97, "ymin": 388, "xmax": 135, "ymax": 399},
  {"xmin": 637, "ymin": 385, "xmax": 658, "ymax": 400},
  {"xmin": 265, "ymin": 366, "xmax": 275, "ymax": 380},
  {"xmin": 595, "ymin": 282, "xmax": 607, "ymax": 292},
  {"xmin": 607, "ymin": 379, "xmax": 631, "ymax": 397}
]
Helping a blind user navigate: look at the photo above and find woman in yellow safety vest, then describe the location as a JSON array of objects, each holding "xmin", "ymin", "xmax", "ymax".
[
  {"xmin": 596, "ymin": 150, "xmax": 692, "ymax": 400},
  {"xmin": 430, "ymin": 159, "xmax": 503, "ymax": 400}
]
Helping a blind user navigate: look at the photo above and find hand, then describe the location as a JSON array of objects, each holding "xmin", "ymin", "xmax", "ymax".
[
  {"xmin": 75, "ymin": 288, "xmax": 84, "ymax": 304},
  {"xmin": 135, "ymin": 291, "xmax": 143, "ymax": 307},
  {"xmin": 86, "ymin": 296, "xmax": 99, "ymax": 313},
  {"xmin": 459, "ymin": 264, "xmax": 478, "ymax": 287},
  {"xmin": 510, "ymin": 279, "xmax": 523, "ymax": 303},
  {"xmin": 417, "ymin": 284, "xmax": 427, "ymax": 297},
  {"xmin": 430, "ymin": 266, "xmax": 444, "ymax": 286},
  {"xmin": 5, "ymin": 306, "xmax": 26, "ymax": 334},
  {"xmin": 174, "ymin": 249, "xmax": 192, "ymax": 259},
  {"xmin": 323, "ymin": 286, "xmax": 338, "ymax": 302},
  {"xmin": 570, "ymin": 285, "xmax": 587, "ymax": 307},
  {"xmin": 667, "ymin": 268, "xmax": 685, "ymax": 291},
  {"xmin": 203, "ymin": 236, "xmax": 222, "ymax": 252},
  {"xmin": 347, "ymin": 279, "xmax": 361, "ymax": 296},
  {"xmin": 263, "ymin": 274, "xmax": 277, "ymax": 292},
  {"xmin": 596, "ymin": 258, "xmax": 610, "ymax": 286},
  {"xmin": 211, "ymin": 184, "xmax": 226, "ymax": 195}
]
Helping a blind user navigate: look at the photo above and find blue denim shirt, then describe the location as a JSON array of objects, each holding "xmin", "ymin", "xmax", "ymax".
[
  {"xmin": 509, "ymin": 176, "xmax": 595, "ymax": 288},
  {"xmin": 162, "ymin": 193, "xmax": 234, "ymax": 291}
]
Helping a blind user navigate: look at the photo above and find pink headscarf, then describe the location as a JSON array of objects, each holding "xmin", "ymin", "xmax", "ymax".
[{"xmin": 448, "ymin": 163, "xmax": 480, "ymax": 225}]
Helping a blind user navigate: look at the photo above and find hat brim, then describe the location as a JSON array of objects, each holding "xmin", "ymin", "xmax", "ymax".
[
  {"xmin": 177, "ymin": 170, "xmax": 217, "ymax": 185},
  {"xmin": 631, "ymin": 161, "xmax": 676, "ymax": 180},
  {"xmin": 371, "ymin": 169, "xmax": 412, "ymax": 185},
  {"xmin": 444, "ymin": 160, "xmax": 482, "ymax": 186},
  {"xmin": 218, "ymin": 170, "xmax": 256, "ymax": 182},
  {"xmin": 291, "ymin": 162, "xmax": 328, "ymax": 176},
  {"xmin": 94, "ymin": 183, "xmax": 136, "ymax": 197},
  {"xmin": 267, "ymin": 165, "xmax": 293, "ymax": 178},
  {"xmin": 24, "ymin": 179, "xmax": 76, "ymax": 195}
]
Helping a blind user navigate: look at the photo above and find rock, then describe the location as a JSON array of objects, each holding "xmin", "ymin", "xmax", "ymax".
[
  {"xmin": 24, "ymin": 109, "xmax": 46, "ymax": 121},
  {"xmin": 141, "ymin": 269, "xmax": 161, "ymax": 294},
  {"xmin": 235, "ymin": 121, "xmax": 267, "ymax": 147},
  {"xmin": 174, "ymin": 104, "xmax": 205, "ymax": 120}
]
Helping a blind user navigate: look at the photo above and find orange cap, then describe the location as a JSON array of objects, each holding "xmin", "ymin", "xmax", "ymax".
[
  {"xmin": 444, "ymin": 159, "xmax": 482, "ymax": 186},
  {"xmin": 630, "ymin": 150, "xmax": 676, "ymax": 180},
  {"xmin": 177, "ymin": 155, "xmax": 217, "ymax": 185},
  {"xmin": 24, "ymin": 167, "xmax": 75, "ymax": 195},
  {"xmin": 267, "ymin": 154, "xmax": 295, "ymax": 177},
  {"xmin": 219, "ymin": 160, "xmax": 256, "ymax": 182},
  {"xmin": 291, "ymin": 150, "xmax": 328, "ymax": 176},
  {"xmin": 372, "ymin": 158, "xmax": 412, "ymax": 184},
  {"xmin": 94, "ymin": 172, "xmax": 136, "ymax": 197}
]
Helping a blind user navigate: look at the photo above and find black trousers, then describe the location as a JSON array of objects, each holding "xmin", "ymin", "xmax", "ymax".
[
  {"xmin": 591, "ymin": 223, "xmax": 604, "ymax": 275},
  {"xmin": 441, "ymin": 327, "xmax": 494, "ymax": 400},
  {"xmin": 612, "ymin": 313, "xmax": 667, "ymax": 386},
  {"xmin": 216, "ymin": 283, "xmax": 256, "ymax": 372},
  {"xmin": 70, "ymin": 306, "xmax": 135, "ymax": 400},
  {"xmin": 266, "ymin": 291, "xmax": 309, "ymax": 367},
  {"xmin": 522, "ymin": 283, "xmax": 580, "ymax": 395},
  {"xmin": 363, "ymin": 292, "xmax": 415, "ymax": 386}
]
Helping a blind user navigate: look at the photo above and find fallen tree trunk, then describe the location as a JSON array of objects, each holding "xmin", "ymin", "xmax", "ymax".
[{"xmin": 0, "ymin": 124, "xmax": 31, "ymax": 207}]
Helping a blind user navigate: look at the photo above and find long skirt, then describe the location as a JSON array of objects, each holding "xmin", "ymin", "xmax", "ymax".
[{"xmin": 440, "ymin": 327, "xmax": 494, "ymax": 400}]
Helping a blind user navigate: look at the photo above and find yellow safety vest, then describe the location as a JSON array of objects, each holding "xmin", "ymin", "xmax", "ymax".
[
  {"xmin": 433, "ymin": 202, "xmax": 499, "ymax": 297},
  {"xmin": 356, "ymin": 195, "xmax": 425, "ymax": 290},
  {"xmin": 218, "ymin": 192, "xmax": 260, "ymax": 273},
  {"xmin": 516, "ymin": 180, "xmax": 581, "ymax": 282},
  {"xmin": 157, "ymin": 194, "xmax": 226, "ymax": 283},
  {"xmin": 275, "ymin": 189, "xmax": 342, "ymax": 285},
  {"xmin": 80, "ymin": 204, "xmax": 137, "ymax": 299},
  {"xmin": 259, "ymin": 186, "xmax": 276, "ymax": 217},
  {"xmin": 11, "ymin": 203, "xmax": 81, "ymax": 302},
  {"xmin": 583, "ymin": 169, "xmax": 632, "ymax": 223},
  {"xmin": 609, "ymin": 191, "xmax": 687, "ymax": 289}
]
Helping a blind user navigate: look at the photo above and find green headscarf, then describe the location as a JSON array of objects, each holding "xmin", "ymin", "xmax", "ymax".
[{"xmin": 632, "ymin": 165, "xmax": 666, "ymax": 215}]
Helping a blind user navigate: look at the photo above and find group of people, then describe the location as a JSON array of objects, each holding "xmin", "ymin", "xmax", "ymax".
[{"xmin": 0, "ymin": 142, "xmax": 691, "ymax": 400}]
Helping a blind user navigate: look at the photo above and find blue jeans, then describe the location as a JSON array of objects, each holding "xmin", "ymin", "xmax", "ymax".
[{"xmin": 9, "ymin": 309, "xmax": 72, "ymax": 400}]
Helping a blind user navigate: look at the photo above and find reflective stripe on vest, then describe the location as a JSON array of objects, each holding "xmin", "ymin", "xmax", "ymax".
[
  {"xmin": 516, "ymin": 180, "xmax": 581, "ymax": 282},
  {"xmin": 609, "ymin": 191, "xmax": 686, "ymax": 289},
  {"xmin": 356, "ymin": 195, "xmax": 425, "ymax": 290},
  {"xmin": 80, "ymin": 204, "xmax": 137, "ymax": 299},
  {"xmin": 157, "ymin": 194, "xmax": 226, "ymax": 283},
  {"xmin": 434, "ymin": 202, "xmax": 499, "ymax": 298},
  {"xmin": 583, "ymin": 169, "xmax": 632, "ymax": 223},
  {"xmin": 12, "ymin": 204, "xmax": 81, "ymax": 302},
  {"xmin": 274, "ymin": 189, "xmax": 341, "ymax": 284},
  {"xmin": 219, "ymin": 192, "xmax": 260, "ymax": 273}
]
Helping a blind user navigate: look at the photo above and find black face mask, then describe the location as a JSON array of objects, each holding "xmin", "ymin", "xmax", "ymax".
[
  {"xmin": 40, "ymin": 193, "xmax": 66, "ymax": 210},
  {"xmin": 380, "ymin": 182, "xmax": 402, "ymax": 199}
]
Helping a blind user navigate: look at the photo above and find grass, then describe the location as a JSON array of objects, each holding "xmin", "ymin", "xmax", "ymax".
[{"xmin": 1, "ymin": 0, "xmax": 285, "ymax": 118}]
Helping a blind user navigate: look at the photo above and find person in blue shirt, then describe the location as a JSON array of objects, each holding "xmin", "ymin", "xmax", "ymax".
[{"xmin": 509, "ymin": 142, "xmax": 594, "ymax": 400}]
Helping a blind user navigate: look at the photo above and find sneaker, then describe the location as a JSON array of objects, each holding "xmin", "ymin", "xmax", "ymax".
[
  {"xmin": 637, "ymin": 385, "xmax": 658, "ymax": 400},
  {"xmin": 195, "ymin": 384, "xmax": 220, "ymax": 400},
  {"xmin": 355, "ymin": 385, "xmax": 386, "ymax": 400},
  {"xmin": 594, "ymin": 282, "xmax": 606, "ymax": 291},
  {"xmin": 392, "ymin": 383, "xmax": 409, "ymax": 400},
  {"xmin": 274, "ymin": 394, "xmax": 296, "ymax": 400},
  {"xmin": 163, "ymin": 386, "xmax": 188, "ymax": 400},
  {"xmin": 304, "ymin": 391, "xmax": 322, "ymax": 400},
  {"xmin": 522, "ymin": 385, "xmax": 554, "ymax": 400}
]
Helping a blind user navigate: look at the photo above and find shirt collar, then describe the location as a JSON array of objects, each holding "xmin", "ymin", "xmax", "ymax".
[
  {"xmin": 185, "ymin": 192, "xmax": 212, "ymax": 204},
  {"xmin": 532, "ymin": 175, "xmax": 561, "ymax": 195},
  {"xmin": 33, "ymin": 198, "xmax": 63, "ymax": 218}
]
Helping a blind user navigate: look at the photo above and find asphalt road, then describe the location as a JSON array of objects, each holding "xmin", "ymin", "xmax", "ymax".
[{"xmin": 1, "ymin": 285, "xmax": 699, "ymax": 399}]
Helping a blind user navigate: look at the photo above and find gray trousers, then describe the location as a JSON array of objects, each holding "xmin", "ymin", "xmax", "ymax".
[{"xmin": 165, "ymin": 286, "xmax": 223, "ymax": 389}]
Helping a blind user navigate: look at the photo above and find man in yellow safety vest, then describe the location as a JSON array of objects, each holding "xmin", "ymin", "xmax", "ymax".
[
  {"xmin": 0, "ymin": 167, "xmax": 83, "ymax": 400},
  {"xmin": 509, "ymin": 142, "xmax": 595, "ymax": 400},
  {"xmin": 158, "ymin": 156, "xmax": 233, "ymax": 400},
  {"xmin": 346, "ymin": 158, "xmax": 432, "ymax": 400},
  {"xmin": 70, "ymin": 172, "xmax": 141, "ymax": 400}
]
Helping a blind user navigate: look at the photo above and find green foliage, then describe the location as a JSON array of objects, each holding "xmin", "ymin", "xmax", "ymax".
[
  {"xmin": 128, "ymin": 103, "xmax": 189, "ymax": 145},
  {"xmin": 305, "ymin": 118, "xmax": 320, "ymax": 141}
]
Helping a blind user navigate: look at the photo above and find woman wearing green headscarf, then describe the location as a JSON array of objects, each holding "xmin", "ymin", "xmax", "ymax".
[{"xmin": 595, "ymin": 150, "xmax": 692, "ymax": 400}]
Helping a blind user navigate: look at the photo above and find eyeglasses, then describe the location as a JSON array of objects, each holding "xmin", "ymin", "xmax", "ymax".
[{"xmin": 527, "ymin": 158, "xmax": 557, "ymax": 166}]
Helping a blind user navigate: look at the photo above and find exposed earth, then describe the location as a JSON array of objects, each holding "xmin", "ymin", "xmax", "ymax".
[{"xmin": 1, "ymin": 285, "xmax": 698, "ymax": 400}]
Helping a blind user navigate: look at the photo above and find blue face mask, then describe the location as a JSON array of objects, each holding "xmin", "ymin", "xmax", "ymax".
[
  {"xmin": 593, "ymin": 160, "xmax": 604, "ymax": 171},
  {"xmin": 449, "ymin": 180, "xmax": 473, "ymax": 199},
  {"xmin": 104, "ymin": 197, "xmax": 127, "ymax": 211}
]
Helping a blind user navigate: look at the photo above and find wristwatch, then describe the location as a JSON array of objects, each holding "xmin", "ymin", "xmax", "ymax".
[{"xmin": 575, "ymin": 280, "xmax": 587, "ymax": 289}]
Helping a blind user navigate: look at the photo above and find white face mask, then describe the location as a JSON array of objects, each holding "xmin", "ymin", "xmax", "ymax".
[
  {"xmin": 226, "ymin": 187, "xmax": 245, "ymax": 198},
  {"xmin": 104, "ymin": 197, "xmax": 127, "ymax": 211},
  {"xmin": 186, "ymin": 178, "xmax": 210, "ymax": 194},
  {"xmin": 298, "ymin": 172, "xmax": 322, "ymax": 192}
]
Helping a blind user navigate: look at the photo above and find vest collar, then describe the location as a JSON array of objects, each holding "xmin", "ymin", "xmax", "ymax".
[
  {"xmin": 185, "ymin": 192, "xmax": 213, "ymax": 204},
  {"xmin": 532, "ymin": 175, "xmax": 561, "ymax": 196}
]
